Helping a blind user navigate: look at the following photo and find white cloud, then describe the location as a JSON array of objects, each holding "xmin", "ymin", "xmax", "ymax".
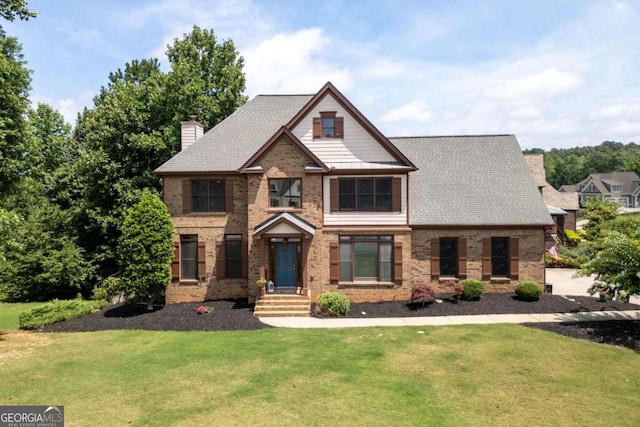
[
  {"xmin": 485, "ymin": 68, "xmax": 583, "ymax": 102},
  {"xmin": 31, "ymin": 93, "xmax": 94, "ymax": 126},
  {"xmin": 242, "ymin": 28, "xmax": 352, "ymax": 95},
  {"xmin": 379, "ymin": 100, "xmax": 433, "ymax": 124}
]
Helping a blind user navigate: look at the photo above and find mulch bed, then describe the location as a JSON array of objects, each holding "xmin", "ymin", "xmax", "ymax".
[
  {"xmin": 40, "ymin": 294, "xmax": 640, "ymax": 352},
  {"xmin": 41, "ymin": 299, "xmax": 268, "ymax": 332}
]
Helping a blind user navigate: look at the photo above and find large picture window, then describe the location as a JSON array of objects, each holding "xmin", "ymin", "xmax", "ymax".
[
  {"xmin": 192, "ymin": 179, "xmax": 225, "ymax": 212},
  {"xmin": 180, "ymin": 235, "xmax": 198, "ymax": 280},
  {"xmin": 338, "ymin": 177, "xmax": 392, "ymax": 212},
  {"xmin": 269, "ymin": 179, "xmax": 301, "ymax": 208},
  {"xmin": 491, "ymin": 237, "xmax": 509, "ymax": 277},
  {"xmin": 440, "ymin": 238, "xmax": 458, "ymax": 277},
  {"xmin": 339, "ymin": 236, "xmax": 393, "ymax": 282}
]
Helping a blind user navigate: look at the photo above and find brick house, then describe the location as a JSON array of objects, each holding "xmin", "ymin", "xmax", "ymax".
[
  {"xmin": 524, "ymin": 154, "xmax": 579, "ymax": 245},
  {"xmin": 155, "ymin": 82, "xmax": 552, "ymax": 305}
]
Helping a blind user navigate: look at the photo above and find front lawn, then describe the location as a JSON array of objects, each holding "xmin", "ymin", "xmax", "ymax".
[
  {"xmin": 1, "ymin": 326, "xmax": 639, "ymax": 426},
  {"xmin": 0, "ymin": 302, "xmax": 44, "ymax": 330}
]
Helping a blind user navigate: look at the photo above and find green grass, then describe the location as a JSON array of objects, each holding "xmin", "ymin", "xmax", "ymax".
[
  {"xmin": 0, "ymin": 302, "xmax": 44, "ymax": 330},
  {"xmin": 1, "ymin": 325, "xmax": 639, "ymax": 426}
]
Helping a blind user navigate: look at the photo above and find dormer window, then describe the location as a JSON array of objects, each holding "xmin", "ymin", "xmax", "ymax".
[{"xmin": 313, "ymin": 111, "xmax": 343, "ymax": 139}]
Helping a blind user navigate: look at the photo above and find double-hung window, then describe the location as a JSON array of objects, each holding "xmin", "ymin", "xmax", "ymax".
[
  {"xmin": 180, "ymin": 235, "xmax": 198, "ymax": 280},
  {"xmin": 439, "ymin": 238, "xmax": 458, "ymax": 277},
  {"xmin": 225, "ymin": 235, "xmax": 242, "ymax": 279},
  {"xmin": 339, "ymin": 236, "xmax": 393, "ymax": 282},
  {"xmin": 491, "ymin": 237, "xmax": 509, "ymax": 277},
  {"xmin": 192, "ymin": 180, "xmax": 225, "ymax": 212}
]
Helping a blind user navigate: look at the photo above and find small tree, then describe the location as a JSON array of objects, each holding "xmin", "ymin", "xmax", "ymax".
[
  {"xmin": 582, "ymin": 199, "xmax": 620, "ymax": 242},
  {"xmin": 118, "ymin": 190, "xmax": 174, "ymax": 308},
  {"xmin": 580, "ymin": 231, "xmax": 640, "ymax": 302}
]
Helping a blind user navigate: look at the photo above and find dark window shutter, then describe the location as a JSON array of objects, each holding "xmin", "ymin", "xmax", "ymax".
[
  {"xmin": 330, "ymin": 179, "xmax": 338, "ymax": 212},
  {"xmin": 313, "ymin": 117, "xmax": 322, "ymax": 139},
  {"xmin": 216, "ymin": 241, "xmax": 226, "ymax": 280},
  {"xmin": 482, "ymin": 238, "xmax": 492, "ymax": 280},
  {"xmin": 392, "ymin": 177, "xmax": 402, "ymax": 212},
  {"xmin": 458, "ymin": 238, "xmax": 468, "ymax": 279},
  {"xmin": 225, "ymin": 180, "xmax": 234, "ymax": 212},
  {"xmin": 394, "ymin": 242, "xmax": 403, "ymax": 284},
  {"xmin": 329, "ymin": 242, "xmax": 339, "ymax": 282},
  {"xmin": 430, "ymin": 238, "xmax": 440, "ymax": 280},
  {"xmin": 509, "ymin": 237, "xmax": 519, "ymax": 280},
  {"xmin": 182, "ymin": 180, "xmax": 192, "ymax": 214},
  {"xmin": 197, "ymin": 241, "xmax": 206, "ymax": 277},
  {"xmin": 334, "ymin": 117, "xmax": 344, "ymax": 138},
  {"xmin": 171, "ymin": 243, "xmax": 180, "ymax": 280}
]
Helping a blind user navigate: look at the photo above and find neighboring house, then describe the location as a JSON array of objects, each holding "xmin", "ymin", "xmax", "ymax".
[
  {"xmin": 155, "ymin": 82, "xmax": 552, "ymax": 304},
  {"xmin": 524, "ymin": 154, "xmax": 579, "ymax": 244},
  {"xmin": 559, "ymin": 172, "xmax": 640, "ymax": 208}
]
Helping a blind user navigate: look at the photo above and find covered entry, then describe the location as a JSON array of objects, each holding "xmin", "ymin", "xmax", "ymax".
[{"xmin": 253, "ymin": 212, "xmax": 316, "ymax": 294}]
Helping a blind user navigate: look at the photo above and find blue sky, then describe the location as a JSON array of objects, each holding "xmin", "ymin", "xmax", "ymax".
[{"xmin": 5, "ymin": 0, "xmax": 640, "ymax": 149}]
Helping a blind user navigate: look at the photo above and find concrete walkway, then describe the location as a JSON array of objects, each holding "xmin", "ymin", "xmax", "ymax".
[
  {"xmin": 259, "ymin": 268, "xmax": 640, "ymax": 328},
  {"xmin": 259, "ymin": 310, "xmax": 640, "ymax": 328}
]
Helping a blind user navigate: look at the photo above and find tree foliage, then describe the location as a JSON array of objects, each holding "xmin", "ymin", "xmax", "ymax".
[
  {"xmin": 524, "ymin": 141, "xmax": 640, "ymax": 189},
  {"xmin": 580, "ymin": 231, "xmax": 640, "ymax": 302},
  {"xmin": 66, "ymin": 26, "xmax": 246, "ymax": 280},
  {"xmin": 0, "ymin": 0, "xmax": 36, "ymax": 23},
  {"xmin": 581, "ymin": 199, "xmax": 621, "ymax": 242},
  {"xmin": 0, "ymin": 27, "xmax": 31, "ymax": 195},
  {"xmin": 117, "ymin": 190, "xmax": 174, "ymax": 302}
]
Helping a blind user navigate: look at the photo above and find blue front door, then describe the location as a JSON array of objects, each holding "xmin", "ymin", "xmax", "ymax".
[{"xmin": 276, "ymin": 244, "xmax": 296, "ymax": 287}]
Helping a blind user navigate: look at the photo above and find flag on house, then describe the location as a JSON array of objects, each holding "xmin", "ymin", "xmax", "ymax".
[{"xmin": 546, "ymin": 243, "xmax": 559, "ymax": 260}]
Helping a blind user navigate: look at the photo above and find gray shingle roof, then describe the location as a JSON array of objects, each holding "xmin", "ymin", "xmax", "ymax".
[
  {"xmin": 390, "ymin": 135, "xmax": 553, "ymax": 226},
  {"xmin": 155, "ymin": 94, "xmax": 313, "ymax": 173}
]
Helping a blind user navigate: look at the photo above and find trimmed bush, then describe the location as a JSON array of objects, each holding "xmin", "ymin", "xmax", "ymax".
[
  {"xmin": 461, "ymin": 279, "xmax": 485, "ymax": 301},
  {"xmin": 411, "ymin": 283, "xmax": 437, "ymax": 306},
  {"xmin": 315, "ymin": 292, "xmax": 350, "ymax": 317},
  {"xmin": 19, "ymin": 299, "xmax": 106, "ymax": 330},
  {"xmin": 564, "ymin": 230, "xmax": 581, "ymax": 247},
  {"xmin": 515, "ymin": 281, "xmax": 543, "ymax": 301}
]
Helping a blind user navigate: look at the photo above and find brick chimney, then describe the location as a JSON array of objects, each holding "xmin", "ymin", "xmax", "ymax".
[{"xmin": 180, "ymin": 116, "xmax": 204, "ymax": 151}]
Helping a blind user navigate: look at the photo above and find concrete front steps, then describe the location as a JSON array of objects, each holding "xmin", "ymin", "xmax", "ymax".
[{"xmin": 254, "ymin": 293, "xmax": 311, "ymax": 317}]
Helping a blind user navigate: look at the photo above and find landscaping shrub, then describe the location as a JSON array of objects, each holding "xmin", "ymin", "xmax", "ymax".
[
  {"xmin": 461, "ymin": 279, "xmax": 485, "ymax": 301},
  {"xmin": 91, "ymin": 277, "xmax": 121, "ymax": 303},
  {"xmin": 564, "ymin": 230, "xmax": 581, "ymax": 247},
  {"xmin": 19, "ymin": 299, "xmax": 105, "ymax": 330},
  {"xmin": 515, "ymin": 281, "xmax": 543, "ymax": 301},
  {"xmin": 411, "ymin": 283, "xmax": 437, "ymax": 306},
  {"xmin": 315, "ymin": 292, "xmax": 350, "ymax": 317}
]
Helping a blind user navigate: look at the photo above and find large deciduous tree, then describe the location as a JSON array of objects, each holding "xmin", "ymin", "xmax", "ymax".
[
  {"xmin": 0, "ymin": 27, "xmax": 31, "ymax": 195},
  {"xmin": 68, "ymin": 27, "xmax": 246, "ymax": 281},
  {"xmin": 118, "ymin": 190, "xmax": 174, "ymax": 307}
]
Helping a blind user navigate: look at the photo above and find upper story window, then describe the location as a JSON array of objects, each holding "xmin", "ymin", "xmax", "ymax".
[
  {"xmin": 269, "ymin": 178, "xmax": 301, "ymax": 208},
  {"xmin": 338, "ymin": 177, "xmax": 392, "ymax": 212},
  {"xmin": 586, "ymin": 183, "xmax": 597, "ymax": 192},
  {"xmin": 192, "ymin": 179, "xmax": 225, "ymax": 212},
  {"xmin": 611, "ymin": 184, "xmax": 622, "ymax": 193},
  {"xmin": 313, "ymin": 111, "xmax": 343, "ymax": 139}
]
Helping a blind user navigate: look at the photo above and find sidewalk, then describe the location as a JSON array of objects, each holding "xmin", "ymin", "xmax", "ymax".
[
  {"xmin": 259, "ymin": 310, "xmax": 640, "ymax": 328},
  {"xmin": 260, "ymin": 268, "xmax": 640, "ymax": 328}
]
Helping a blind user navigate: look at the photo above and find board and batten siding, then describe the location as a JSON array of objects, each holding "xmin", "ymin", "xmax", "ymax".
[
  {"xmin": 291, "ymin": 96, "xmax": 396, "ymax": 166},
  {"xmin": 323, "ymin": 175, "xmax": 408, "ymax": 226}
]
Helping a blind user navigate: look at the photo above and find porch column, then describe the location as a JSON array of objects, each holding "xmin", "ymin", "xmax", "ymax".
[
  {"xmin": 302, "ymin": 238, "xmax": 309, "ymax": 296},
  {"xmin": 258, "ymin": 238, "xmax": 265, "ymax": 279}
]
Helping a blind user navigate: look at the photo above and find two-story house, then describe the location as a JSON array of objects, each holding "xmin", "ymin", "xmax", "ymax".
[
  {"xmin": 559, "ymin": 172, "xmax": 640, "ymax": 207},
  {"xmin": 155, "ymin": 82, "xmax": 552, "ymax": 305}
]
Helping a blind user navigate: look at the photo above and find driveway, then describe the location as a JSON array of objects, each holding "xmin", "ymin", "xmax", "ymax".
[{"xmin": 546, "ymin": 268, "xmax": 640, "ymax": 304}]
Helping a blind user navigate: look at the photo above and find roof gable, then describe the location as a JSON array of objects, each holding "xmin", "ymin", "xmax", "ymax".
[
  {"xmin": 287, "ymin": 82, "xmax": 416, "ymax": 170},
  {"xmin": 238, "ymin": 127, "xmax": 328, "ymax": 173}
]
